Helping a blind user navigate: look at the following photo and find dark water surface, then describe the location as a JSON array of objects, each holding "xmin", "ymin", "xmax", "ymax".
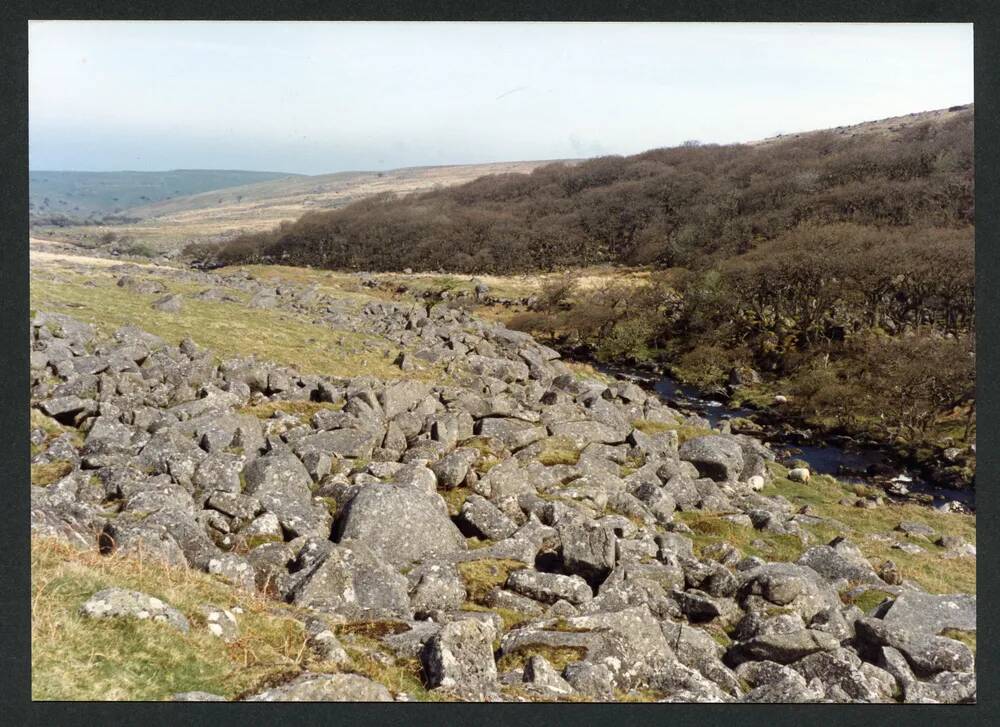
[{"xmin": 603, "ymin": 365, "xmax": 974, "ymax": 509}]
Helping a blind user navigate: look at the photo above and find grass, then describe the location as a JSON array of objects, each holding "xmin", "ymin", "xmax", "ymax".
[
  {"xmin": 940, "ymin": 629, "xmax": 976, "ymax": 654},
  {"xmin": 840, "ymin": 588, "xmax": 894, "ymax": 614},
  {"xmin": 535, "ymin": 438, "xmax": 581, "ymax": 466},
  {"xmin": 674, "ymin": 462, "xmax": 976, "ymax": 595},
  {"xmin": 341, "ymin": 644, "xmax": 439, "ymax": 701},
  {"xmin": 676, "ymin": 511, "xmax": 807, "ymax": 563},
  {"xmin": 631, "ymin": 419, "xmax": 715, "ymax": 444},
  {"xmin": 31, "ymin": 409, "xmax": 81, "ymax": 444},
  {"xmin": 456, "ymin": 558, "xmax": 527, "ymax": 604},
  {"xmin": 31, "ymin": 460, "xmax": 74, "ymax": 486},
  {"xmin": 496, "ymin": 645, "xmax": 589, "ymax": 673},
  {"xmin": 441, "ymin": 485, "xmax": 473, "ymax": 517},
  {"xmin": 31, "ymin": 536, "xmax": 317, "ymax": 701},
  {"xmin": 30, "ymin": 270, "xmax": 416, "ymax": 381},
  {"xmin": 460, "ymin": 602, "xmax": 533, "ymax": 632}
]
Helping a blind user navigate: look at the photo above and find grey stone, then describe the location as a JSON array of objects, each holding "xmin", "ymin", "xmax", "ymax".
[
  {"xmin": 879, "ymin": 591, "xmax": 976, "ymax": 635},
  {"xmin": 421, "ymin": 619, "xmax": 498, "ymax": 695},
  {"xmin": 506, "ymin": 569, "xmax": 593, "ymax": 605},
  {"xmin": 291, "ymin": 540, "xmax": 412, "ymax": 619},
  {"xmin": 334, "ymin": 484, "xmax": 466, "ymax": 566},
  {"xmin": 679, "ymin": 436, "xmax": 745, "ymax": 482},
  {"xmin": 245, "ymin": 673, "xmax": 392, "ymax": 701},
  {"xmin": 459, "ymin": 494, "xmax": 518, "ymax": 541},
  {"xmin": 80, "ymin": 588, "xmax": 189, "ymax": 632}
]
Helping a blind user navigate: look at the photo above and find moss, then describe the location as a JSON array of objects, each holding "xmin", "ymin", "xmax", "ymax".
[
  {"xmin": 440, "ymin": 486, "xmax": 472, "ymax": 517},
  {"xmin": 456, "ymin": 559, "xmax": 527, "ymax": 603},
  {"xmin": 841, "ymin": 588, "xmax": 894, "ymax": 614},
  {"xmin": 542, "ymin": 618, "xmax": 594, "ymax": 634},
  {"xmin": 940, "ymin": 628, "xmax": 976, "ymax": 654},
  {"xmin": 496, "ymin": 645, "xmax": 588, "ymax": 673},
  {"xmin": 460, "ymin": 602, "xmax": 531, "ymax": 631}
]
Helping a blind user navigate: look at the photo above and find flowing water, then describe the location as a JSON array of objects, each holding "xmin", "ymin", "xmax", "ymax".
[{"xmin": 603, "ymin": 365, "xmax": 974, "ymax": 509}]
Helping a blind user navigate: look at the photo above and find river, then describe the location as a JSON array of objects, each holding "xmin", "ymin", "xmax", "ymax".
[{"xmin": 601, "ymin": 365, "xmax": 975, "ymax": 511}]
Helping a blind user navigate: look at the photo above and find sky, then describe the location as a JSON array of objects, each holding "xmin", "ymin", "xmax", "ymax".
[{"xmin": 29, "ymin": 21, "xmax": 974, "ymax": 175}]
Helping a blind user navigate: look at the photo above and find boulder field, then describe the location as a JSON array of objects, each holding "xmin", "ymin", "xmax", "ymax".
[{"xmin": 29, "ymin": 274, "xmax": 975, "ymax": 703}]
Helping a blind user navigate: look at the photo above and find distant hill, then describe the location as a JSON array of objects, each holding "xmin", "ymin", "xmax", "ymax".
[
  {"xmin": 31, "ymin": 160, "xmax": 569, "ymax": 252},
  {"xmin": 210, "ymin": 105, "xmax": 973, "ymax": 273},
  {"xmin": 29, "ymin": 169, "xmax": 302, "ymax": 222},
  {"xmin": 123, "ymin": 159, "xmax": 570, "ymax": 229}
]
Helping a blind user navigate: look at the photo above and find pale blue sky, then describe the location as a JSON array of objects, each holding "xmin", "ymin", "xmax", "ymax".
[{"xmin": 29, "ymin": 21, "xmax": 973, "ymax": 175}]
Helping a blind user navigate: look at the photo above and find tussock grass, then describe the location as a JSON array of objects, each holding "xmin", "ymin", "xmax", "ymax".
[{"xmin": 31, "ymin": 460, "xmax": 74, "ymax": 486}]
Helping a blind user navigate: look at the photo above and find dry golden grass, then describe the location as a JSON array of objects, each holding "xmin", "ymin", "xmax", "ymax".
[{"xmin": 31, "ymin": 461, "xmax": 74, "ymax": 486}]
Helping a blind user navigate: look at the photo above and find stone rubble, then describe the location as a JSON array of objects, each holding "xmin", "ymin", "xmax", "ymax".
[{"xmin": 29, "ymin": 266, "xmax": 976, "ymax": 703}]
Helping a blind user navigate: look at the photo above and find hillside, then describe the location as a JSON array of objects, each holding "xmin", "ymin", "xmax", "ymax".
[
  {"xmin": 28, "ymin": 250, "xmax": 976, "ymax": 701},
  {"xmin": 211, "ymin": 105, "xmax": 972, "ymax": 273},
  {"xmin": 200, "ymin": 106, "xmax": 974, "ymax": 488},
  {"xmin": 29, "ymin": 169, "xmax": 300, "ymax": 223},
  {"xmin": 31, "ymin": 160, "xmax": 568, "ymax": 253}
]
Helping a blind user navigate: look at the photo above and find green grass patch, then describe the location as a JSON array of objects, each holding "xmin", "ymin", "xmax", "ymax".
[
  {"xmin": 30, "ymin": 272, "xmax": 421, "ymax": 381},
  {"xmin": 31, "ymin": 536, "xmax": 316, "ymax": 701},
  {"xmin": 840, "ymin": 588, "xmax": 894, "ymax": 614}
]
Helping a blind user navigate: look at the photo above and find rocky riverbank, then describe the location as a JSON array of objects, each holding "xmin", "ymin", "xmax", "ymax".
[{"xmin": 29, "ymin": 260, "xmax": 976, "ymax": 702}]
